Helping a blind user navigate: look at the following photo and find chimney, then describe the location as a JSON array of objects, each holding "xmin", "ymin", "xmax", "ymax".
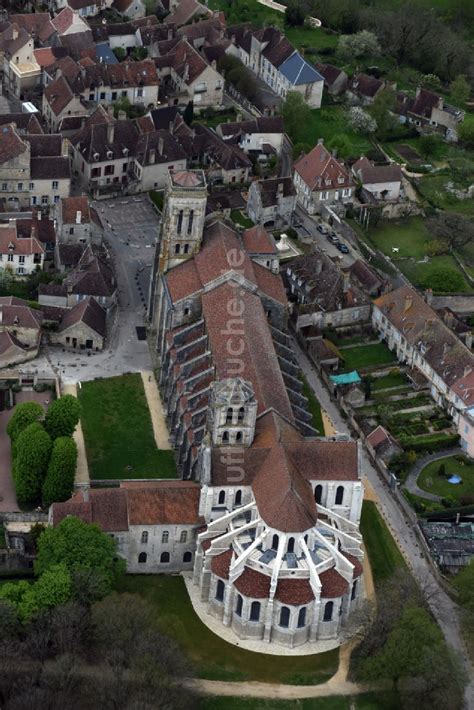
[
  {"xmin": 184, "ymin": 63, "xmax": 189, "ymax": 81},
  {"xmin": 56, "ymin": 68, "xmax": 62, "ymax": 79},
  {"xmin": 149, "ymin": 148, "xmax": 156, "ymax": 164},
  {"xmin": 0, "ymin": 310, "xmax": 2, "ymax": 323},
  {"xmin": 8, "ymin": 218, "xmax": 16, "ymax": 226},
  {"xmin": 443, "ymin": 310, "xmax": 454, "ymax": 329},
  {"xmin": 314, "ymin": 258, "xmax": 322, "ymax": 276},
  {"xmin": 82, "ymin": 487, "xmax": 90, "ymax": 502},
  {"xmin": 442, "ymin": 342, "xmax": 450, "ymax": 358},
  {"xmin": 37, "ymin": 210, "xmax": 41, "ymax": 221},
  {"xmin": 332, "ymin": 148, "xmax": 337, "ymax": 158},
  {"xmin": 342, "ymin": 269, "xmax": 351, "ymax": 293},
  {"xmin": 107, "ymin": 122, "xmax": 114, "ymax": 145},
  {"xmin": 61, "ymin": 137, "xmax": 68, "ymax": 157},
  {"xmin": 466, "ymin": 332, "xmax": 473, "ymax": 349},
  {"xmin": 76, "ymin": 210, "xmax": 82, "ymax": 225},
  {"xmin": 277, "ymin": 181, "xmax": 284, "ymax": 197},
  {"xmin": 118, "ymin": 110, "xmax": 127, "ymax": 121},
  {"xmin": 424, "ymin": 287, "xmax": 433, "ymax": 305},
  {"xmin": 12, "ymin": 27, "xmax": 18, "ymax": 40},
  {"xmin": 169, "ymin": 120, "xmax": 174, "ymax": 134},
  {"xmin": 464, "ymin": 365, "xmax": 472, "ymax": 378},
  {"xmin": 158, "ymin": 136, "xmax": 164, "ymax": 156},
  {"xmin": 211, "ymin": 59, "xmax": 217, "ymax": 70},
  {"xmin": 317, "ymin": 138, "xmax": 324, "ymax": 145},
  {"xmin": 404, "ymin": 293, "xmax": 413, "ymax": 312}
]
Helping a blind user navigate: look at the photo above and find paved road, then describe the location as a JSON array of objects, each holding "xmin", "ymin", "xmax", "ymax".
[
  {"xmin": 30, "ymin": 197, "xmax": 161, "ymax": 385},
  {"xmin": 292, "ymin": 205, "xmax": 359, "ymax": 266},
  {"xmin": 405, "ymin": 448, "xmax": 465, "ymax": 502},
  {"xmin": 292, "ymin": 338, "xmax": 474, "ymax": 708}
]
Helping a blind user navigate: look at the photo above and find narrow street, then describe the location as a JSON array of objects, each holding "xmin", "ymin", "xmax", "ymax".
[{"xmin": 292, "ymin": 337, "xmax": 474, "ymax": 708}]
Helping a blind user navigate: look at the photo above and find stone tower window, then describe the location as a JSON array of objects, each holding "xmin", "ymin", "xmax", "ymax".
[
  {"xmin": 177, "ymin": 210, "xmax": 183, "ymax": 234},
  {"xmin": 187, "ymin": 209, "xmax": 194, "ymax": 234}
]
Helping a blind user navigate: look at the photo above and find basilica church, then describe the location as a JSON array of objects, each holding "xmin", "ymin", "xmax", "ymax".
[{"xmin": 52, "ymin": 170, "xmax": 365, "ymax": 648}]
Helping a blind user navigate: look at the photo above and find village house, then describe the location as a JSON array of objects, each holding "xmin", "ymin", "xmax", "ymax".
[
  {"xmin": 247, "ymin": 176, "xmax": 296, "ymax": 228},
  {"xmin": 314, "ymin": 63, "xmax": 348, "ymax": 96},
  {"xmin": 42, "ymin": 74, "xmax": 88, "ymax": 131},
  {"xmin": 0, "ymin": 112, "xmax": 43, "ymax": 135},
  {"xmin": 112, "ymin": 0, "xmax": 146, "ymax": 19},
  {"xmin": 397, "ymin": 86, "xmax": 465, "ymax": 141},
  {"xmin": 1, "ymin": 24, "xmax": 40, "ymax": 99},
  {"xmin": 0, "ymin": 296, "xmax": 43, "ymax": 367},
  {"xmin": 373, "ymin": 286, "xmax": 474, "ymax": 422},
  {"xmin": 285, "ymin": 252, "xmax": 372, "ymax": 333},
  {"xmin": 54, "ymin": 195, "xmax": 102, "ymax": 246},
  {"xmin": 346, "ymin": 73, "xmax": 386, "ymax": 106},
  {"xmin": 50, "ymin": 295, "xmax": 107, "ymax": 350},
  {"xmin": 366, "ymin": 425, "xmax": 402, "ymax": 464},
  {"xmin": 227, "ymin": 25, "xmax": 323, "ymax": 108},
  {"xmin": 241, "ymin": 225, "xmax": 279, "ymax": 273},
  {"xmin": 0, "ymin": 220, "xmax": 45, "ymax": 275},
  {"xmin": 293, "ymin": 140, "xmax": 355, "ymax": 216},
  {"xmin": 177, "ymin": 14, "xmax": 226, "ymax": 51},
  {"xmin": 216, "ymin": 116, "xmax": 285, "ymax": 161},
  {"xmin": 352, "ymin": 157, "xmax": 402, "ymax": 202},
  {"xmin": 178, "ymin": 123, "xmax": 251, "ymax": 185},
  {"xmin": 52, "ymin": 6, "xmax": 91, "ymax": 36},
  {"xmin": 164, "ymin": 0, "xmax": 211, "ymax": 27}
]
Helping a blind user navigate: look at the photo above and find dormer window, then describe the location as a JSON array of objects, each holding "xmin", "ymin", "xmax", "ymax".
[{"xmin": 106, "ymin": 150, "xmax": 113, "ymax": 159}]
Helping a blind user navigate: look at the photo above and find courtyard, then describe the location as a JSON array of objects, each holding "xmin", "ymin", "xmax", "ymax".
[{"xmin": 78, "ymin": 373, "xmax": 176, "ymax": 480}]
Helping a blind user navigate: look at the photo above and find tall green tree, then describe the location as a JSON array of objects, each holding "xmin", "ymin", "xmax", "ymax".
[
  {"xmin": 281, "ymin": 91, "xmax": 311, "ymax": 143},
  {"xmin": 450, "ymin": 75, "xmax": 470, "ymax": 106},
  {"xmin": 369, "ymin": 87, "xmax": 397, "ymax": 139},
  {"xmin": 42, "ymin": 437, "xmax": 78, "ymax": 507},
  {"xmin": 44, "ymin": 395, "xmax": 81, "ymax": 440},
  {"xmin": 7, "ymin": 401, "xmax": 43, "ymax": 444},
  {"xmin": 285, "ymin": 0, "xmax": 306, "ymax": 26},
  {"xmin": 35, "ymin": 517, "xmax": 125, "ymax": 597},
  {"xmin": 13, "ymin": 423, "xmax": 52, "ymax": 506}
]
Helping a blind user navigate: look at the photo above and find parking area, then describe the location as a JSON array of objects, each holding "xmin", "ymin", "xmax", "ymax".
[
  {"xmin": 292, "ymin": 207, "xmax": 358, "ymax": 265},
  {"xmin": 93, "ymin": 196, "xmax": 161, "ymax": 311}
]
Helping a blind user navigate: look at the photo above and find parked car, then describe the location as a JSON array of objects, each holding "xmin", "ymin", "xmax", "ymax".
[
  {"xmin": 336, "ymin": 242, "xmax": 349, "ymax": 254},
  {"xmin": 293, "ymin": 220, "xmax": 302, "ymax": 228},
  {"xmin": 317, "ymin": 224, "xmax": 328, "ymax": 235},
  {"xmin": 327, "ymin": 232, "xmax": 339, "ymax": 244}
]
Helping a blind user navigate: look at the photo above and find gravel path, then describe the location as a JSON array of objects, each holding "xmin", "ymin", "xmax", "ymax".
[{"xmin": 404, "ymin": 448, "xmax": 465, "ymax": 502}]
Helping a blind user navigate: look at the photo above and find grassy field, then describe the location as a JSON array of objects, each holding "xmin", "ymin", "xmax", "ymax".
[
  {"xmin": 200, "ymin": 694, "xmax": 400, "ymax": 710},
  {"xmin": 371, "ymin": 371, "xmax": 407, "ymax": 391},
  {"xmin": 230, "ymin": 209, "xmax": 254, "ymax": 228},
  {"xmin": 295, "ymin": 106, "xmax": 373, "ymax": 158},
  {"xmin": 417, "ymin": 174, "xmax": 474, "ymax": 217},
  {"xmin": 360, "ymin": 501, "xmax": 406, "ymax": 586},
  {"xmin": 300, "ymin": 374, "xmax": 325, "ymax": 434},
  {"xmin": 418, "ymin": 455, "xmax": 474, "ymax": 502},
  {"xmin": 78, "ymin": 374, "xmax": 176, "ymax": 480},
  {"xmin": 364, "ymin": 217, "xmax": 472, "ymax": 292},
  {"xmin": 118, "ymin": 575, "xmax": 339, "ymax": 684},
  {"xmin": 340, "ymin": 343, "xmax": 396, "ymax": 371}
]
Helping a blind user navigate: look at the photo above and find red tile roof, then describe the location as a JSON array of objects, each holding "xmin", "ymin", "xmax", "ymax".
[
  {"xmin": 234, "ymin": 567, "xmax": 271, "ymax": 598},
  {"xmin": 242, "ymin": 225, "xmax": 277, "ymax": 254},
  {"xmin": 343, "ymin": 553, "xmax": 363, "ymax": 578},
  {"xmin": 294, "ymin": 142, "xmax": 354, "ymax": 191},
  {"xmin": 319, "ymin": 568, "xmax": 349, "ymax": 598},
  {"xmin": 0, "ymin": 124, "xmax": 28, "ymax": 165},
  {"xmin": 211, "ymin": 549, "xmax": 233, "ymax": 579},
  {"xmin": 275, "ymin": 578, "xmax": 314, "ymax": 605}
]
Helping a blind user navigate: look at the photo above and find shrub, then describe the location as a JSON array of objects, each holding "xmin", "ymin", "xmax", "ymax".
[
  {"xmin": 44, "ymin": 395, "xmax": 81, "ymax": 440},
  {"xmin": 13, "ymin": 422, "xmax": 52, "ymax": 506},
  {"xmin": 400, "ymin": 433, "xmax": 459, "ymax": 453},
  {"xmin": 437, "ymin": 463, "xmax": 447, "ymax": 477},
  {"xmin": 42, "ymin": 437, "xmax": 78, "ymax": 507},
  {"xmin": 7, "ymin": 401, "xmax": 44, "ymax": 444}
]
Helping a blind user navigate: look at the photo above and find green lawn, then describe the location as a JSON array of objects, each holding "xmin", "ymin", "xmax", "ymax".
[
  {"xmin": 300, "ymin": 374, "xmax": 324, "ymax": 434},
  {"xmin": 371, "ymin": 371, "xmax": 407, "ymax": 391},
  {"xmin": 360, "ymin": 501, "xmax": 406, "ymax": 586},
  {"xmin": 78, "ymin": 374, "xmax": 176, "ymax": 480},
  {"xmin": 295, "ymin": 106, "xmax": 373, "ymax": 159},
  {"xmin": 418, "ymin": 455, "xmax": 474, "ymax": 502},
  {"xmin": 340, "ymin": 343, "xmax": 396, "ymax": 371},
  {"xmin": 285, "ymin": 25, "xmax": 339, "ymax": 52},
  {"xmin": 200, "ymin": 694, "xmax": 400, "ymax": 710},
  {"xmin": 364, "ymin": 217, "xmax": 472, "ymax": 292},
  {"xmin": 230, "ymin": 210, "xmax": 254, "ymax": 228},
  {"xmin": 417, "ymin": 174, "xmax": 474, "ymax": 217},
  {"xmin": 118, "ymin": 575, "xmax": 339, "ymax": 684}
]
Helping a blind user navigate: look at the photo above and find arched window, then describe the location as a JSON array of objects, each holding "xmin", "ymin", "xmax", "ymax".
[
  {"xmin": 215, "ymin": 579, "xmax": 225, "ymax": 602},
  {"xmin": 250, "ymin": 601, "xmax": 260, "ymax": 622},
  {"xmin": 271, "ymin": 534, "xmax": 279, "ymax": 550},
  {"xmin": 138, "ymin": 552, "xmax": 147, "ymax": 564},
  {"xmin": 160, "ymin": 552, "xmax": 170, "ymax": 563},
  {"xmin": 351, "ymin": 579, "xmax": 357, "ymax": 601},
  {"xmin": 174, "ymin": 243, "xmax": 180, "ymax": 254},
  {"xmin": 183, "ymin": 551, "xmax": 192, "ymax": 563},
  {"xmin": 235, "ymin": 490, "xmax": 242, "ymax": 506},
  {"xmin": 315, "ymin": 484, "xmax": 322, "ymax": 504},
  {"xmin": 183, "ymin": 243, "xmax": 189, "ymax": 254},
  {"xmin": 279, "ymin": 606, "xmax": 290, "ymax": 628},
  {"xmin": 218, "ymin": 490, "xmax": 226, "ymax": 505},
  {"xmin": 287, "ymin": 537, "xmax": 295, "ymax": 554},
  {"xmin": 187, "ymin": 209, "xmax": 194, "ymax": 234},
  {"xmin": 335, "ymin": 486, "xmax": 344, "ymax": 505},
  {"xmin": 235, "ymin": 431, "xmax": 243, "ymax": 443},
  {"xmin": 180, "ymin": 530, "xmax": 187, "ymax": 543},
  {"xmin": 177, "ymin": 209, "xmax": 183, "ymax": 234},
  {"xmin": 226, "ymin": 407, "xmax": 233, "ymax": 423},
  {"xmin": 162, "ymin": 531, "xmax": 169, "ymax": 543},
  {"xmin": 222, "ymin": 431, "xmax": 229, "ymax": 443},
  {"xmin": 141, "ymin": 531, "xmax": 148, "ymax": 544},
  {"xmin": 235, "ymin": 594, "xmax": 243, "ymax": 617},
  {"xmin": 297, "ymin": 607, "xmax": 306, "ymax": 628},
  {"xmin": 323, "ymin": 601, "xmax": 334, "ymax": 622},
  {"xmin": 237, "ymin": 406, "xmax": 245, "ymax": 422},
  {"xmin": 304, "ymin": 534, "xmax": 308, "ymax": 545}
]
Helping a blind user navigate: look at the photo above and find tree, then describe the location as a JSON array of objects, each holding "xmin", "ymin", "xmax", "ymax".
[
  {"xmin": 450, "ymin": 76, "xmax": 470, "ymax": 106},
  {"xmin": 348, "ymin": 107, "xmax": 377, "ymax": 134},
  {"xmin": 427, "ymin": 212, "xmax": 474, "ymax": 253},
  {"xmin": 113, "ymin": 47, "xmax": 126, "ymax": 61},
  {"xmin": 420, "ymin": 73, "xmax": 442, "ymax": 91},
  {"xmin": 13, "ymin": 423, "xmax": 52, "ymax": 506},
  {"xmin": 369, "ymin": 87, "xmax": 397, "ymax": 139},
  {"xmin": 337, "ymin": 30, "xmax": 380, "ymax": 61},
  {"xmin": 131, "ymin": 46, "xmax": 148, "ymax": 60},
  {"xmin": 35, "ymin": 517, "xmax": 125, "ymax": 597},
  {"xmin": 7, "ymin": 401, "xmax": 43, "ymax": 444},
  {"xmin": 457, "ymin": 121, "xmax": 474, "ymax": 150},
  {"xmin": 285, "ymin": 0, "xmax": 305, "ymax": 26},
  {"xmin": 418, "ymin": 134, "xmax": 442, "ymax": 158},
  {"xmin": 454, "ymin": 559, "xmax": 474, "ymax": 612},
  {"xmin": 42, "ymin": 437, "xmax": 78, "ymax": 507},
  {"xmin": 183, "ymin": 101, "xmax": 194, "ymax": 126},
  {"xmin": 18, "ymin": 565, "xmax": 72, "ymax": 622},
  {"xmin": 419, "ymin": 266, "xmax": 465, "ymax": 293},
  {"xmin": 281, "ymin": 91, "xmax": 311, "ymax": 143},
  {"xmin": 44, "ymin": 395, "xmax": 81, "ymax": 440},
  {"xmin": 327, "ymin": 133, "xmax": 352, "ymax": 159}
]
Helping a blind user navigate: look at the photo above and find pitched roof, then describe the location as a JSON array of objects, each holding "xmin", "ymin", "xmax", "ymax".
[
  {"xmin": 275, "ymin": 578, "xmax": 314, "ymax": 604},
  {"xmin": 319, "ymin": 568, "xmax": 349, "ymax": 598},
  {"xmin": 314, "ymin": 62, "xmax": 346, "ymax": 86},
  {"xmin": 58, "ymin": 296, "xmax": 106, "ymax": 337},
  {"xmin": 52, "ymin": 6, "xmax": 87, "ymax": 35},
  {"xmin": 44, "ymin": 75, "xmax": 75, "ymax": 116},
  {"xmin": 31, "ymin": 157, "xmax": 70, "ymax": 180},
  {"xmin": 26, "ymin": 134, "xmax": 62, "ymax": 157},
  {"xmin": 352, "ymin": 157, "xmax": 402, "ymax": 185},
  {"xmin": 234, "ymin": 566, "xmax": 271, "ymax": 598},
  {"xmin": 60, "ymin": 196, "xmax": 90, "ymax": 224},
  {"xmin": 122, "ymin": 480, "xmax": 202, "ymax": 524},
  {"xmin": 294, "ymin": 142, "xmax": 354, "ymax": 191},
  {"xmin": 0, "ymin": 330, "xmax": 28, "ymax": 357},
  {"xmin": 210, "ymin": 549, "xmax": 233, "ymax": 579},
  {"xmin": 9, "ymin": 13, "xmax": 56, "ymax": 43},
  {"xmin": 165, "ymin": 0, "xmax": 211, "ymax": 26},
  {"xmin": 279, "ymin": 52, "xmax": 323, "ymax": 86},
  {"xmin": 218, "ymin": 115, "xmax": 284, "ymax": 138},
  {"xmin": 348, "ymin": 73, "xmax": 384, "ymax": 99},
  {"xmin": 0, "ymin": 124, "xmax": 28, "ymax": 165},
  {"xmin": 251, "ymin": 177, "xmax": 295, "ymax": 208},
  {"xmin": 64, "ymin": 249, "xmax": 115, "ymax": 298},
  {"xmin": 0, "ymin": 300, "xmax": 43, "ymax": 329},
  {"xmin": 0, "ymin": 225, "xmax": 44, "ymax": 256},
  {"xmin": 242, "ymin": 225, "xmax": 277, "ymax": 254},
  {"xmin": 0, "ymin": 113, "xmax": 42, "ymax": 135},
  {"xmin": 374, "ymin": 285, "xmax": 474, "ymax": 390},
  {"xmin": 51, "ymin": 489, "xmax": 129, "ymax": 531}
]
